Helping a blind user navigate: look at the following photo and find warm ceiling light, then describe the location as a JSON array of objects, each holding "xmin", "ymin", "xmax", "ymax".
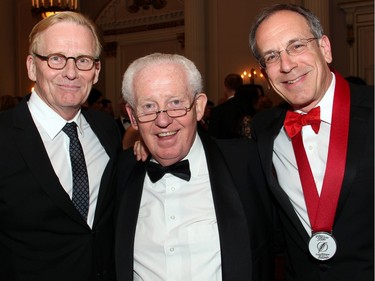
[{"xmin": 31, "ymin": 0, "xmax": 78, "ymax": 19}]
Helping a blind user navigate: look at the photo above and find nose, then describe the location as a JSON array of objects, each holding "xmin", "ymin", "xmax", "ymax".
[
  {"xmin": 154, "ymin": 110, "xmax": 173, "ymax": 127},
  {"xmin": 62, "ymin": 59, "xmax": 79, "ymax": 79},
  {"xmin": 278, "ymin": 51, "xmax": 297, "ymax": 73}
]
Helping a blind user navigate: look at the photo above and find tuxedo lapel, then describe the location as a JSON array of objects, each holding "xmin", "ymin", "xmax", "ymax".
[
  {"xmin": 200, "ymin": 134, "xmax": 252, "ymax": 280},
  {"xmin": 115, "ymin": 159, "xmax": 147, "ymax": 281},
  {"xmin": 335, "ymin": 91, "xmax": 373, "ymax": 219},
  {"xmin": 12, "ymin": 100, "xmax": 85, "ymax": 225},
  {"xmin": 255, "ymin": 108, "xmax": 311, "ymax": 244},
  {"xmin": 255, "ymin": 108, "xmax": 285, "ymax": 188}
]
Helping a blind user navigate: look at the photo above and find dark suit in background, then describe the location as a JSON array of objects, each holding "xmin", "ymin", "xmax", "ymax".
[
  {"xmin": 115, "ymin": 116, "xmax": 126, "ymax": 136},
  {"xmin": 209, "ymin": 84, "xmax": 261, "ymax": 139}
]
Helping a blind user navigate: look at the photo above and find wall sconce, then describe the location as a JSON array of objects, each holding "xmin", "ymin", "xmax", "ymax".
[
  {"xmin": 31, "ymin": 0, "xmax": 79, "ymax": 19},
  {"xmin": 241, "ymin": 68, "xmax": 263, "ymax": 84}
]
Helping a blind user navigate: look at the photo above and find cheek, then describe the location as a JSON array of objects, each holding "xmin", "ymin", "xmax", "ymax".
[
  {"xmin": 137, "ymin": 124, "xmax": 152, "ymax": 142},
  {"xmin": 181, "ymin": 117, "xmax": 198, "ymax": 141},
  {"xmin": 264, "ymin": 68, "xmax": 277, "ymax": 83}
]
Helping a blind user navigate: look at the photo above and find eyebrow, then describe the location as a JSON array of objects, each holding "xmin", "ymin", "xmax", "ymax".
[{"xmin": 261, "ymin": 37, "xmax": 306, "ymax": 54}]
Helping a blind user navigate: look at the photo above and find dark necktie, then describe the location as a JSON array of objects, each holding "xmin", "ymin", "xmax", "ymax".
[
  {"xmin": 146, "ymin": 159, "xmax": 191, "ymax": 183},
  {"xmin": 284, "ymin": 106, "xmax": 321, "ymax": 138},
  {"xmin": 62, "ymin": 122, "xmax": 89, "ymax": 220}
]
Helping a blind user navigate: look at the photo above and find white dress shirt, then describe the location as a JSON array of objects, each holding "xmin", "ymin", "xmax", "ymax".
[
  {"xmin": 134, "ymin": 134, "xmax": 222, "ymax": 281},
  {"xmin": 28, "ymin": 91, "xmax": 109, "ymax": 228},
  {"xmin": 273, "ymin": 73, "xmax": 335, "ymax": 236}
]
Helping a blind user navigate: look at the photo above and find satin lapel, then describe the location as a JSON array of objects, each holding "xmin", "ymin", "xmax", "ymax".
[
  {"xmin": 256, "ymin": 109, "xmax": 288, "ymax": 194},
  {"xmin": 256, "ymin": 108, "xmax": 310, "ymax": 243},
  {"xmin": 199, "ymin": 133, "xmax": 252, "ymax": 280},
  {"xmin": 335, "ymin": 96, "xmax": 372, "ymax": 218},
  {"xmin": 256, "ymin": 109, "xmax": 285, "ymax": 189},
  {"xmin": 12, "ymin": 100, "xmax": 85, "ymax": 225},
  {"xmin": 115, "ymin": 160, "xmax": 147, "ymax": 279}
]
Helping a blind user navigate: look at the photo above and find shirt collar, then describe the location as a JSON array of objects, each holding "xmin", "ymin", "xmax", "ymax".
[
  {"xmin": 28, "ymin": 90, "xmax": 84, "ymax": 139},
  {"xmin": 294, "ymin": 72, "xmax": 335, "ymax": 125},
  {"xmin": 317, "ymin": 72, "xmax": 335, "ymax": 125},
  {"xmin": 183, "ymin": 133, "xmax": 204, "ymax": 178}
]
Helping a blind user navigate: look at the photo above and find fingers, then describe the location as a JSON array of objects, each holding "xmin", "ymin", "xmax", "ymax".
[{"xmin": 133, "ymin": 140, "xmax": 149, "ymax": 161}]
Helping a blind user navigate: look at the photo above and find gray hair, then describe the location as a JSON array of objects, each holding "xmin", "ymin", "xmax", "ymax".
[
  {"xmin": 122, "ymin": 53, "xmax": 203, "ymax": 107},
  {"xmin": 249, "ymin": 4, "xmax": 324, "ymax": 61}
]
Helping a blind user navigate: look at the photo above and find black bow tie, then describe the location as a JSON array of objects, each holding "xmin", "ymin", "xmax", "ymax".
[{"xmin": 146, "ymin": 159, "xmax": 191, "ymax": 183}]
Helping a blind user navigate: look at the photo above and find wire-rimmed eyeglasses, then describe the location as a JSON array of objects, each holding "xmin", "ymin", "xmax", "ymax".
[
  {"xmin": 259, "ymin": 38, "xmax": 318, "ymax": 69},
  {"xmin": 134, "ymin": 99, "xmax": 196, "ymax": 123},
  {"xmin": 33, "ymin": 53, "xmax": 99, "ymax": 71}
]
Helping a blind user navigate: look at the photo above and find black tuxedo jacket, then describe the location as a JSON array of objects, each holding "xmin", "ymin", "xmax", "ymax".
[
  {"xmin": 115, "ymin": 131, "xmax": 274, "ymax": 281},
  {"xmin": 251, "ymin": 81, "xmax": 374, "ymax": 281},
  {"xmin": 0, "ymin": 96, "xmax": 122, "ymax": 281}
]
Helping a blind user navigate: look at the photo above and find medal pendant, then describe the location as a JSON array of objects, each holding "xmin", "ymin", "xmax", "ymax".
[{"xmin": 308, "ymin": 232, "xmax": 337, "ymax": 261}]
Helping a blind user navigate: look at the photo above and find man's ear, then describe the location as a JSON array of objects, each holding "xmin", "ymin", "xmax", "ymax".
[
  {"xmin": 319, "ymin": 35, "xmax": 333, "ymax": 64},
  {"xmin": 126, "ymin": 103, "xmax": 139, "ymax": 130},
  {"xmin": 194, "ymin": 93, "xmax": 208, "ymax": 121},
  {"xmin": 26, "ymin": 55, "xmax": 36, "ymax": 82},
  {"xmin": 92, "ymin": 61, "xmax": 101, "ymax": 84}
]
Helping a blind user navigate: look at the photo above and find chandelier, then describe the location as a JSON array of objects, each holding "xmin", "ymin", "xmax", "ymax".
[
  {"xmin": 31, "ymin": 0, "xmax": 79, "ymax": 19},
  {"xmin": 126, "ymin": 0, "xmax": 167, "ymax": 13}
]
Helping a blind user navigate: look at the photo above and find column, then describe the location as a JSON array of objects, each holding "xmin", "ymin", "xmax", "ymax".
[
  {"xmin": 304, "ymin": 0, "xmax": 330, "ymax": 36},
  {"xmin": 184, "ymin": 0, "xmax": 206, "ymax": 89}
]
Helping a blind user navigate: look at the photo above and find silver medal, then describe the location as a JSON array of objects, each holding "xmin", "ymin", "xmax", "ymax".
[{"xmin": 308, "ymin": 232, "xmax": 337, "ymax": 260}]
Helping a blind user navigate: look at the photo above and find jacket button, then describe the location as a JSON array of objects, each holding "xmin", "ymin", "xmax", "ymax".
[
  {"xmin": 97, "ymin": 272, "xmax": 103, "ymax": 280},
  {"xmin": 319, "ymin": 264, "xmax": 330, "ymax": 272}
]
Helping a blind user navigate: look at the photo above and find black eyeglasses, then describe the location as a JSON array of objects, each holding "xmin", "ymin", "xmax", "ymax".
[
  {"xmin": 33, "ymin": 53, "xmax": 99, "ymax": 71},
  {"xmin": 134, "ymin": 99, "xmax": 196, "ymax": 123},
  {"xmin": 259, "ymin": 38, "xmax": 318, "ymax": 68}
]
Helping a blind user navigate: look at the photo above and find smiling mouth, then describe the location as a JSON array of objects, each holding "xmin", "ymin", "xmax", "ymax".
[
  {"xmin": 285, "ymin": 76, "xmax": 303, "ymax": 84},
  {"xmin": 157, "ymin": 131, "xmax": 177, "ymax": 137},
  {"xmin": 58, "ymin": 83, "xmax": 80, "ymax": 89}
]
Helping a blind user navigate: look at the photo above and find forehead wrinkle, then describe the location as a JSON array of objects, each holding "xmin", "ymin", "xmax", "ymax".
[
  {"xmin": 38, "ymin": 23, "xmax": 96, "ymax": 57},
  {"xmin": 256, "ymin": 11, "xmax": 312, "ymax": 54}
]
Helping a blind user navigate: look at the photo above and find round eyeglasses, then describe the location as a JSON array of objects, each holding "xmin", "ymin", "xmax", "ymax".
[
  {"xmin": 259, "ymin": 38, "xmax": 318, "ymax": 68},
  {"xmin": 134, "ymin": 100, "xmax": 196, "ymax": 123},
  {"xmin": 33, "ymin": 53, "xmax": 99, "ymax": 71}
]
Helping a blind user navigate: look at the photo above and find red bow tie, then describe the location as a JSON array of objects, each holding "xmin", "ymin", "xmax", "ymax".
[{"xmin": 284, "ymin": 106, "xmax": 321, "ymax": 138}]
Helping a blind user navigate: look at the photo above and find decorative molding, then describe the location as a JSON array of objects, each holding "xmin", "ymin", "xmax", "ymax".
[
  {"xmin": 103, "ymin": 18, "xmax": 184, "ymax": 36},
  {"xmin": 176, "ymin": 32, "xmax": 185, "ymax": 49},
  {"xmin": 99, "ymin": 10, "xmax": 183, "ymax": 30},
  {"xmin": 339, "ymin": 0, "xmax": 374, "ymax": 46},
  {"xmin": 126, "ymin": 0, "xmax": 167, "ymax": 13},
  {"xmin": 338, "ymin": 0, "xmax": 374, "ymax": 82},
  {"xmin": 96, "ymin": 0, "xmax": 184, "ymax": 35}
]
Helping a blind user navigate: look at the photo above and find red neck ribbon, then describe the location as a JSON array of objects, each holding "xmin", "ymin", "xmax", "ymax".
[{"xmin": 291, "ymin": 72, "xmax": 350, "ymax": 233}]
